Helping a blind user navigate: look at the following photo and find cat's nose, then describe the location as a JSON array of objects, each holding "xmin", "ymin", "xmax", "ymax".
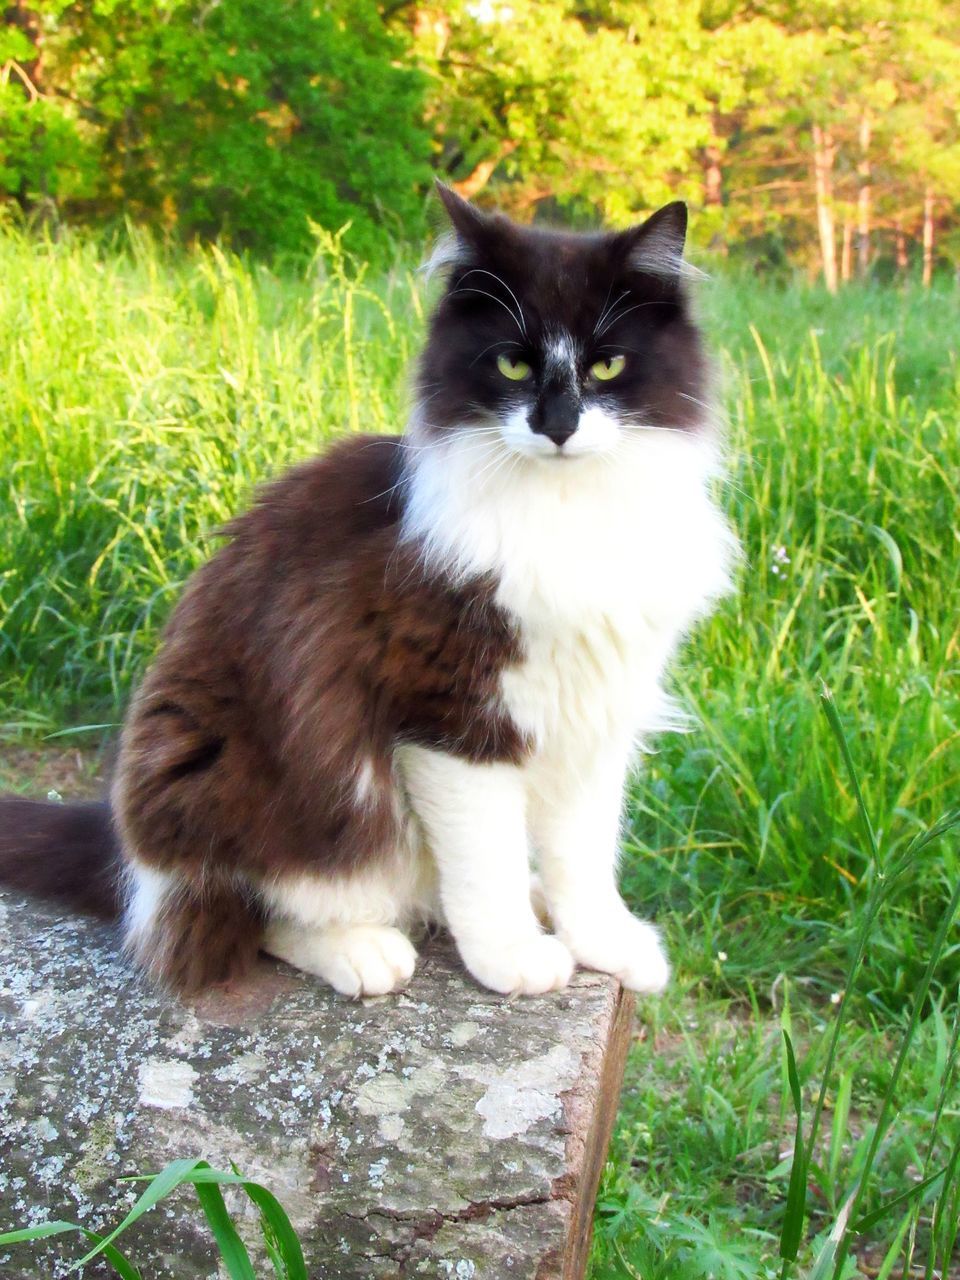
[{"xmin": 532, "ymin": 392, "xmax": 579, "ymax": 448}]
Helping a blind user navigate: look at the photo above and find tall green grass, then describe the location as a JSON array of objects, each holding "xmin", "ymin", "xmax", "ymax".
[
  {"xmin": 1, "ymin": 227, "xmax": 958, "ymax": 1276},
  {"xmin": 0, "ymin": 226, "xmax": 419, "ymax": 731}
]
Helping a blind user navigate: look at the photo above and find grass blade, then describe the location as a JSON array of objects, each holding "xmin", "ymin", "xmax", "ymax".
[
  {"xmin": 240, "ymin": 1181, "xmax": 308, "ymax": 1280},
  {"xmin": 827, "ymin": 1070, "xmax": 853, "ymax": 1196},
  {"xmin": 807, "ymin": 1189, "xmax": 856, "ymax": 1280},
  {"xmin": 779, "ymin": 1030, "xmax": 807, "ymax": 1268},
  {"xmin": 77, "ymin": 1232, "xmax": 143, "ymax": 1280},
  {"xmin": 0, "ymin": 1221, "xmax": 79, "ymax": 1245},
  {"xmin": 874, "ymin": 1211, "xmax": 913, "ymax": 1280},
  {"xmin": 804, "ymin": 692, "xmax": 894, "ymax": 1173},
  {"xmin": 69, "ymin": 1157, "xmax": 210, "ymax": 1271},
  {"xmin": 819, "ymin": 685, "xmax": 880, "ymax": 872},
  {"xmin": 831, "ymin": 869, "xmax": 960, "ymax": 1278},
  {"xmin": 0, "ymin": 1221, "xmax": 141, "ymax": 1279},
  {"xmin": 122, "ymin": 1165, "xmax": 307, "ymax": 1280},
  {"xmin": 852, "ymin": 1162, "xmax": 948, "ymax": 1235},
  {"xmin": 926, "ymin": 1126, "xmax": 960, "ymax": 1280},
  {"xmin": 193, "ymin": 1182, "xmax": 256, "ymax": 1280}
]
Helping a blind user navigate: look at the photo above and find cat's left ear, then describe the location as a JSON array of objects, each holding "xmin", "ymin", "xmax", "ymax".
[{"xmin": 618, "ymin": 201, "xmax": 690, "ymax": 280}]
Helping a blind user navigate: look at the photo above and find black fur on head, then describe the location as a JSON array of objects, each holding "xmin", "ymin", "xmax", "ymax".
[{"xmin": 416, "ymin": 182, "xmax": 708, "ymax": 459}]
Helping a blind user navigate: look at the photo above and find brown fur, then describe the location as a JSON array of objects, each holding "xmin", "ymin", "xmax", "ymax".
[
  {"xmin": 128, "ymin": 876, "xmax": 266, "ymax": 994},
  {"xmin": 0, "ymin": 797, "xmax": 121, "ymax": 918},
  {"xmin": 104, "ymin": 435, "xmax": 524, "ymax": 989}
]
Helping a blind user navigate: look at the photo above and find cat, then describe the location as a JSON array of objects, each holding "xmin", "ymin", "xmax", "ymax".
[{"xmin": 0, "ymin": 183, "xmax": 737, "ymax": 999}]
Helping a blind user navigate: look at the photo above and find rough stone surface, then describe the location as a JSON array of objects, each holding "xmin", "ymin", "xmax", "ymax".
[{"xmin": 0, "ymin": 891, "xmax": 633, "ymax": 1279}]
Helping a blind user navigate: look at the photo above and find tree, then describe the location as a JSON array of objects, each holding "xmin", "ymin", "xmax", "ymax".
[
  {"xmin": 2, "ymin": 0, "xmax": 433, "ymax": 258},
  {"xmin": 394, "ymin": 0, "xmax": 745, "ymax": 224},
  {"xmin": 395, "ymin": 0, "xmax": 959, "ymax": 278}
]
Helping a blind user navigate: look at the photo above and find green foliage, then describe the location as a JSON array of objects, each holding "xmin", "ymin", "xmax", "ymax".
[
  {"xmin": 591, "ymin": 705, "xmax": 959, "ymax": 1279},
  {"xmin": 402, "ymin": 0, "xmax": 733, "ymax": 222},
  {"xmin": 399, "ymin": 1, "xmax": 960, "ymax": 270},
  {"xmin": 3, "ymin": 2, "xmax": 958, "ymax": 267},
  {"xmin": 3, "ymin": 0, "xmax": 431, "ymax": 257}
]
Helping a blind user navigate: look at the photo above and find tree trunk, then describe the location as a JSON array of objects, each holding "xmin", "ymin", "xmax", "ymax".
[
  {"xmin": 3, "ymin": 1, "xmax": 44, "ymax": 93},
  {"xmin": 894, "ymin": 219, "xmax": 908, "ymax": 273},
  {"xmin": 922, "ymin": 187, "xmax": 934, "ymax": 287},
  {"xmin": 451, "ymin": 140, "xmax": 518, "ymax": 201},
  {"xmin": 856, "ymin": 112, "xmax": 871, "ymax": 277},
  {"xmin": 0, "ymin": 901, "xmax": 634, "ymax": 1280},
  {"xmin": 704, "ymin": 144, "xmax": 723, "ymax": 206},
  {"xmin": 841, "ymin": 220, "xmax": 853, "ymax": 283},
  {"xmin": 812, "ymin": 124, "xmax": 838, "ymax": 293},
  {"xmin": 410, "ymin": 5, "xmax": 450, "ymax": 56}
]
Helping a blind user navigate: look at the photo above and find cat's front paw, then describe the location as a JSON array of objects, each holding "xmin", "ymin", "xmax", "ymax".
[
  {"xmin": 264, "ymin": 921, "xmax": 418, "ymax": 997},
  {"xmin": 459, "ymin": 933, "xmax": 574, "ymax": 996},
  {"xmin": 563, "ymin": 913, "xmax": 669, "ymax": 993}
]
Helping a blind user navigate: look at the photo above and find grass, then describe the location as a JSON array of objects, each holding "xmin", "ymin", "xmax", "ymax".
[
  {"xmin": 1, "ymin": 226, "xmax": 958, "ymax": 1277},
  {"xmin": 0, "ymin": 1158, "xmax": 308, "ymax": 1279}
]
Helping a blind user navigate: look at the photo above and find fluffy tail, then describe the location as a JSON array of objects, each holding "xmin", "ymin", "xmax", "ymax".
[{"xmin": 0, "ymin": 796, "xmax": 122, "ymax": 920}]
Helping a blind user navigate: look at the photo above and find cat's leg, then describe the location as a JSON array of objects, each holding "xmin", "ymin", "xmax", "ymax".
[
  {"xmin": 259, "ymin": 858, "xmax": 426, "ymax": 997},
  {"xmin": 124, "ymin": 862, "xmax": 265, "ymax": 994},
  {"xmin": 529, "ymin": 747, "xmax": 669, "ymax": 994},
  {"xmin": 399, "ymin": 747, "xmax": 573, "ymax": 995},
  {"xmin": 262, "ymin": 921, "xmax": 417, "ymax": 998}
]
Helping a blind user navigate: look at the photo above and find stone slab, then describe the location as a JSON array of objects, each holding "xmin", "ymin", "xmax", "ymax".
[{"xmin": 0, "ymin": 890, "xmax": 633, "ymax": 1279}]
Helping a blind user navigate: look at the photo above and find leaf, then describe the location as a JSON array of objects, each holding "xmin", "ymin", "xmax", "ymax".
[
  {"xmin": 0, "ymin": 1220, "xmax": 81, "ymax": 1245},
  {"xmin": 807, "ymin": 1189, "xmax": 856, "ymax": 1280},
  {"xmin": 867, "ymin": 524, "xmax": 903, "ymax": 591},
  {"xmin": 819, "ymin": 685, "xmax": 880, "ymax": 873},
  {"xmin": 0, "ymin": 1220, "xmax": 141, "ymax": 1280},
  {"xmin": 779, "ymin": 1030, "xmax": 807, "ymax": 1264},
  {"xmin": 193, "ymin": 1182, "xmax": 256, "ymax": 1280},
  {"xmin": 121, "ymin": 1165, "xmax": 307, "ymax": 1280},
  {"xmin": 241, "ymin": 1181, "xmax": 308, "ymax": 1280},
  {"xmin": 69, "ymin": 1157, "xmax": 210, "ymax": 1272},
  {"xmin": 852, "ymin": 1163, "xmax": 948, "ymax": 1235}
]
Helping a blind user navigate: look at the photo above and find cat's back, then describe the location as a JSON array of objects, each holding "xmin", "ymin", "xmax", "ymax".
[
  {"xmin": 139, "ymin": 433, "xmax": 407, "ymax": 697},
  {"xmin": 229, "ymin": 433, "xmax": 405, "ymax": 567}
]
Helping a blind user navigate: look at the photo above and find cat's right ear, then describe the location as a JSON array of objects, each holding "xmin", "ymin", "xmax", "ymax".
[
  {"xmin": 434, "ymin": 180, "xmax": 490, "ymax": 246},
  {"xmin": 423, "ymin": 181, "xmax": 491, "ymax": 280}
]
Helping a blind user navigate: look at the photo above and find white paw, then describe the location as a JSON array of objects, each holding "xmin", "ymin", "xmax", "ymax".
[
  {"xmin": 459, "ymin": 933, "xmax": 574, "ymax": 996},
  {"xmin": 563, "ymin": 913, "xmax": 670, "ymax": 993},
  {"xmin": 264, "ymin": 922, "xmax": 417, "ymax": 997}
]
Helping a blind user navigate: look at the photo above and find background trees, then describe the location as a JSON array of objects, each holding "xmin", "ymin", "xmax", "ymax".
[
  {"xmin": 2, "ymin": 0, "xmax": 957, "ymax": 277},
  {"xmin": 1, "ymin": 0, "xmax": 432, "ymax": 258}
]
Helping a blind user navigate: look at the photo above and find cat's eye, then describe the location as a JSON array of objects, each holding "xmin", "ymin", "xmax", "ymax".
[
  {"xmin": 590, "ymin": 355, "xmax": 626, "ymax": 381},
  {"xmin": 496, "ymin": 354, "xmax": 532, "ymax": 381}
]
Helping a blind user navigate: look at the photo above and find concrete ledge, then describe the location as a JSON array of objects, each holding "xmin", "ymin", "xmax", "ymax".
[{"xmin": 0, "ymin": 890, "xmax": 633, "ymax": 1279}]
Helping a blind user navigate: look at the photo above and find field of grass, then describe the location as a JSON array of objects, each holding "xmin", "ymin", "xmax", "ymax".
[{"xmin": 1, "ymin": 227, "xmax": 958, "ymax": 1278}]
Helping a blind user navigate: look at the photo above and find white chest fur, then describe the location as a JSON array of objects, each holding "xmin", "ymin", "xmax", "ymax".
[{"xmin": 403, "ymin": 426, "xmax": 737, "ymax": 762}]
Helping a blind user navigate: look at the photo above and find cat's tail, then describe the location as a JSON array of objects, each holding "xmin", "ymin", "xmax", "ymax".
[{"xmin": 0, "ymin": 795, "xmax": 123, "ymax": 919}]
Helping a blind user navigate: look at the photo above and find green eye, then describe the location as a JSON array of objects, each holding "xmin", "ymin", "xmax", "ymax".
[
  {"xmin": 590, "ymin": 355, "xmax": 626, "ymax": 381},
  {"xmin": 497, "ymin": 354, "xmax": 532, "ymax": 381}
]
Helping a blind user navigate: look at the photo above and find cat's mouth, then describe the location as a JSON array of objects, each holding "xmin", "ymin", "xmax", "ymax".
[{"xmin": 491, "ymin": 404, "xmax": 623, "ymax": 462}]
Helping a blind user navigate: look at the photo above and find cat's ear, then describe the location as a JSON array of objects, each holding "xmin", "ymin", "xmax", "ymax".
[
  {"xmin": 424, "ymin": 181, "xmax": 494, "ymax": 280},
  {"xmin": 619, "ymin": 201, "xmax": 693, "ymax": 280},
  {"xmin": 434, "ymin": 180, "xmax": 491, "ymax": 246}
]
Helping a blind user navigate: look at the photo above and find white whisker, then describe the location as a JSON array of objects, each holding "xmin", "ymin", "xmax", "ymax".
[{"xmin": 457, "ymin": 268, "xmax": 528, "ymax": 338}]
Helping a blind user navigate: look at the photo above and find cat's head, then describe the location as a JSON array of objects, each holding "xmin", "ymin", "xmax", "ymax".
[{"xmin": 414, "ymin": 183, "xmax": 709, "ymax": 460}]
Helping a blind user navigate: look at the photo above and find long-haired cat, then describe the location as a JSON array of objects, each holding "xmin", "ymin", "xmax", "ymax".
[{"xmin": 0, "ymin": 184, "xmax": 736, "ymax": 998}]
